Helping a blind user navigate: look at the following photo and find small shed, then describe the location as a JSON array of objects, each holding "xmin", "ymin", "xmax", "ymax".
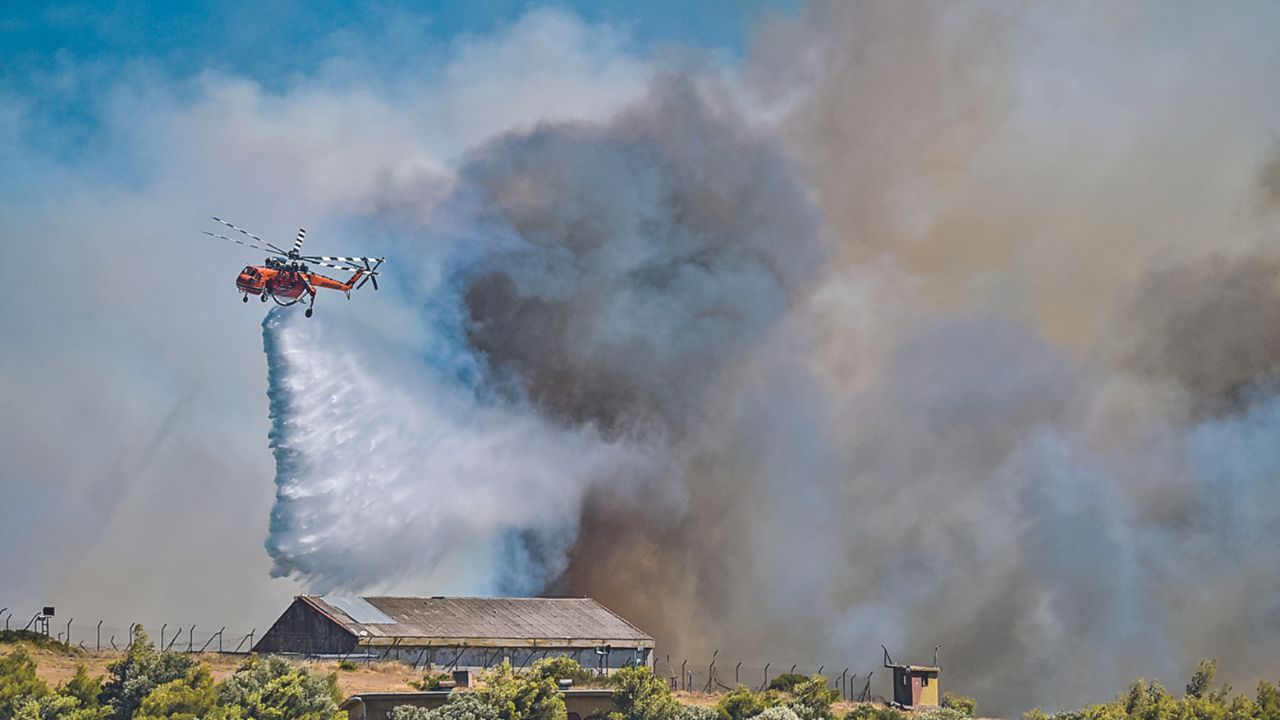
[
  {"xmin": 254, "ymin": 595, "xmax": 653, "ymax": 671},
  {"xmin": 882, "ymin": 646, "xmax": 939, "ymax": 708}
]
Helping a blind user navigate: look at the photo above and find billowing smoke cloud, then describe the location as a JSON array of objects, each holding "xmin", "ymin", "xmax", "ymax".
[
  {"xmin": 263, "ymin": 3, "xmax": 1280, "ymax": 713},
  {"xmin": 7, "ymin": 1, "xmax": 1280, "ymax": 715}
]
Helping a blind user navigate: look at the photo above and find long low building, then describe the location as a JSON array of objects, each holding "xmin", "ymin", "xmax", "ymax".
[{"xmin": 253, "ymin": 595, "xmax": 654, "ymax": 670}]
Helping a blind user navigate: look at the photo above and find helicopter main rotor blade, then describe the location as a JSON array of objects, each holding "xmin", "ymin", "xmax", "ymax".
[
  {"xmin": 302, "ymin": 255, "xmax": 383, "ymax": 266},
  {"xmin": 311, "ymin": 260, "xmax": 367, "ymax": 272},
  {"xmin": 202, "ymin": 231, "xmax": 281, "ymax": 255},
  {"xmin": 211, "ymin": 216, "xmax": 289, "ymax": 254},
  {"xmin": 292, "ymin": 228, "xmax": 307, "ymax": 255}
]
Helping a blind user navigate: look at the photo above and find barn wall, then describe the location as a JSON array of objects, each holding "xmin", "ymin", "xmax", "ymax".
[
  {"xmin": 254, "ymin": 598, "xmax": 358, "ymax": 654},
  {"xmin": 358, "ymin": 644, "xmax": 648, "ymax": 671}
]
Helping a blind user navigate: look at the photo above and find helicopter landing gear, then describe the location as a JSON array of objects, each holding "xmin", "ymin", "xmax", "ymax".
[
  {"xmin": 260, "ymin": 292, "xmax": 268, "ymax": 303},
  {"xmin": 242, "ymin": 294, "xmax": 249, "ymax": 303},
  {"xmin": 305, "ymin": 308, "xmax": 313, "ymax": 318}
]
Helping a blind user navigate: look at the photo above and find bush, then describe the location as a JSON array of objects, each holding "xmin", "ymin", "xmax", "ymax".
[
  {"xmin": 757, "ymin": 708, "xmax": 802, "ymax": 720},
  {"xmin": 915, "ymin": 708, "xmax": 968, "ymax": 720},
  {"xmin": 0, "ymin": 649, "xmax": 50, "ymax": 718},
  {"xmin": 531, "ymin": 657, "xmax": 595, "ymax": 686},
  {"xmin": 133, "ymin": 665, "xmax": 219, "ymax": 720},
  {"xmin": 608, "ymin": 665, "xmax": 681, "ymax": 720},
  {"xmin": 0, "ymin": 632, "xmax": 79, "ymax": 655},
  {"xmin": 59, "ymin": 666, "xmax": 103, "ymax": 712},
  {"xmin": 217, "ymin": 654, "xmax": 342, "ymax": 720},
  {"xmin": 99, "ymin": 627, "xmax": 200, "ymax": 720},
  {"xmin": 412, "ymin": 673, "xmax": 454, "ymax": 691},
  {"xmin": 337, "ymin": 660, "xmax": 360, "ymax": 672},
  {"xmin": 787, "ymin": 677, "xmax": 838, "ymax": 720},
  {"xmin": 769, "ymin": 675, "xmax": 811, "ymax": 694},
  {"xmin": 842, "ymin": 704, "xmax": 904, "ymax": 720},
  {"xmin": 941, "ymin": 692, "xmax": 976, "ymax": 718},
  {"xmin": 391, "ymin": 693, "xmax": 501, "ymax": 720},
  {"xmin": 717, "ymin": 687, "xmax": 778, "ymax": 720},
  {"xmin": 478, "ymin": 662, "xmax": 565, "ymax": 720},
  {"xmin": 681, "ymin": 706, "xmax": 720, "ymax": 720}
]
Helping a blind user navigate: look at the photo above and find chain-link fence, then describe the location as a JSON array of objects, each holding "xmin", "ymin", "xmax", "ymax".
[
  {"xmin": 0, "ymin": 608, "xmax": 257, "ymax": 655},
  {"xmin": 652, "ymin": 655, "xmax": 880, "ymax": 702}
]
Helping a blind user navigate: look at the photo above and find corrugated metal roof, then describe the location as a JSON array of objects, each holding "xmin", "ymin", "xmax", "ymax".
[
  {"xmin": 321, "ymin": 596, "xmax": 396, "ymax": 624},
  {"xmin": 303, "ymin": 596, "xmax": 653, "ymax": 645}
]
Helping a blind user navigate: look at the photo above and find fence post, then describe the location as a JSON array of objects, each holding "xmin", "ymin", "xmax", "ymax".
[
  {"xmin": 705, "ymin": 650, "xmax": 718, "ymax": 692},
  {"xmin": 66, "ymin": 619, "xmax": 72, "ymax": 646},
  {"xmin": 759, "ymin": 663, "xmax": 771, "ymax": 692},
  {"xmin": 188, "ymin": 626, "xmax": 195, "ymax": 652},
  {"xmin": 160, "ymin": 624, "xmax": 167, "ymax": 651},
  {"xmin": 97, "ymin": 621, "xmax": 103, "ymax": 652},
  {"xmin": 680, "ymin": 660, "xmax": 687, "ymax": 691}
]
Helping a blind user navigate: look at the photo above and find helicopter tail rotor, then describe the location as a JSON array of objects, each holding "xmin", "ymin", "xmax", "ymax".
[{"xmin": 356, "ymin": 258, "xmax": 384, "ymax": 291}]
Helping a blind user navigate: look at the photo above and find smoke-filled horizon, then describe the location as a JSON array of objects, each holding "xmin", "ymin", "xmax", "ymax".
[
  {"xmin": 5, "ymin": 1, "xmax": 1280, "ymax": 715},
  {"xmin": 260, "ymin": 3, "xmax": 1280, "ymax": 714}
]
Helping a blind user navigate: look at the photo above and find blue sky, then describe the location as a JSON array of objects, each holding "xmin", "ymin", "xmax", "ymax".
[
  {"xmin": 1, "ymin": 1, "xmax": 796, "ymax": 86},
  {"xmin": 1, "ymin": 1, "xmax": 797, "ymax": 173}
]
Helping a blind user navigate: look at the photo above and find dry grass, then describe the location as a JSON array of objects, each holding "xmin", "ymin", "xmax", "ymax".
[{"xmin": 2, "ymin": 640, "xmax": 421, "ymax": 696}]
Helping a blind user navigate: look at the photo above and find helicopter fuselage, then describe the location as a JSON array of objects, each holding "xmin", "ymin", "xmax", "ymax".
[{"xmin": 236, "ymin": 263, "xmax": 363, "ymax": 303}]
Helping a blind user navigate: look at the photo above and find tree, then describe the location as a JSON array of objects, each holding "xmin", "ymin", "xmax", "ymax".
[
  {"xmin": 608, "ymin": 666, "xmax": 681, "ymax": 720},
  {"xmin": 1187, "ymin": 660, "xmax": 1219, "ymax": 700},
  {"xmin": 0, "ymin": 649, "xmax": 50, "ymax": 720},
  {"xmin": 217, "ymin": 654, "xmax": 342, "ymax": 720},
  {"xmin": 100, "ymin": 627, "xmax": 199, "ymax": 720},
  {"xmin": 1258, "ymin": 682, "xmax": 1280, "ymax": 720}
]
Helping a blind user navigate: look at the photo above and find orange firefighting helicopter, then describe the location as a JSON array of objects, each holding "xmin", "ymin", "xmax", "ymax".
[{"xmin": 203, "ymin": 216, "xmax": 384, "ymax": 317}]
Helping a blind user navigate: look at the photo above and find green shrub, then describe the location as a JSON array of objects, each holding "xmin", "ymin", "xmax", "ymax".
[
  {"xmin": 392, "ymin": 693, "xmax": 501, "ymax": 720},
  {"xmin": 412, "ymin": 672, "xmax": 454, "ymax": 691},
  {"xmin": 915, "ymin": 707, "xmax": 968, "ymax": 720},
  {"xmin": 608, "ymin": 665, "xmax": 681, "ymax": 720},
  {"xmin": 337, "ymin": 659, "xmax": 360, "ymax": 672},
  {"xmin": 941, "ymin": 692, "xmax": 976, "ymax": 718},
  {"xmin": 531, "ymin": 657, "xmax": 595, "ymax": 686},
  {"xmin": 478, "ymin": 662, "xmax": 566, "ymax": 720},
  {"xmin": 769, "ymin": 675, "xmax": 810, "ymax": 694},
  {"xmin": 787, "ymin": 676, "xmax": 838, "ymax": 720},
  {"xmin": 716, "ymin": 686, "xmax": 778, "ymax": 720},
  {"xmin": 680, "ymin": 706, "xmax": 720, "ymax": 720},
  {"xmin": 133, "ymin": 665, "xmax": 220, "ymax": 720},
  {"xmin": 0, "ymin": 649, "xmax": 50, "ymax": 719},
  {"xmin": 757, "ymin": 708, "xmax": 802, "ymax": 720},
  {"xmin": 217, "ymin": 654, "xmax": 342, "ymax": 720},
  {"xmin": 0, "ymin": 632, "xmax": 79, "ymax": 655},
  {"xmin": 842, "ymin": 704, "xmax": 904, "ymax": 720},
  {"xmin": 99, "ymin": 627, "xmax": 199, "ymax": 720}
]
